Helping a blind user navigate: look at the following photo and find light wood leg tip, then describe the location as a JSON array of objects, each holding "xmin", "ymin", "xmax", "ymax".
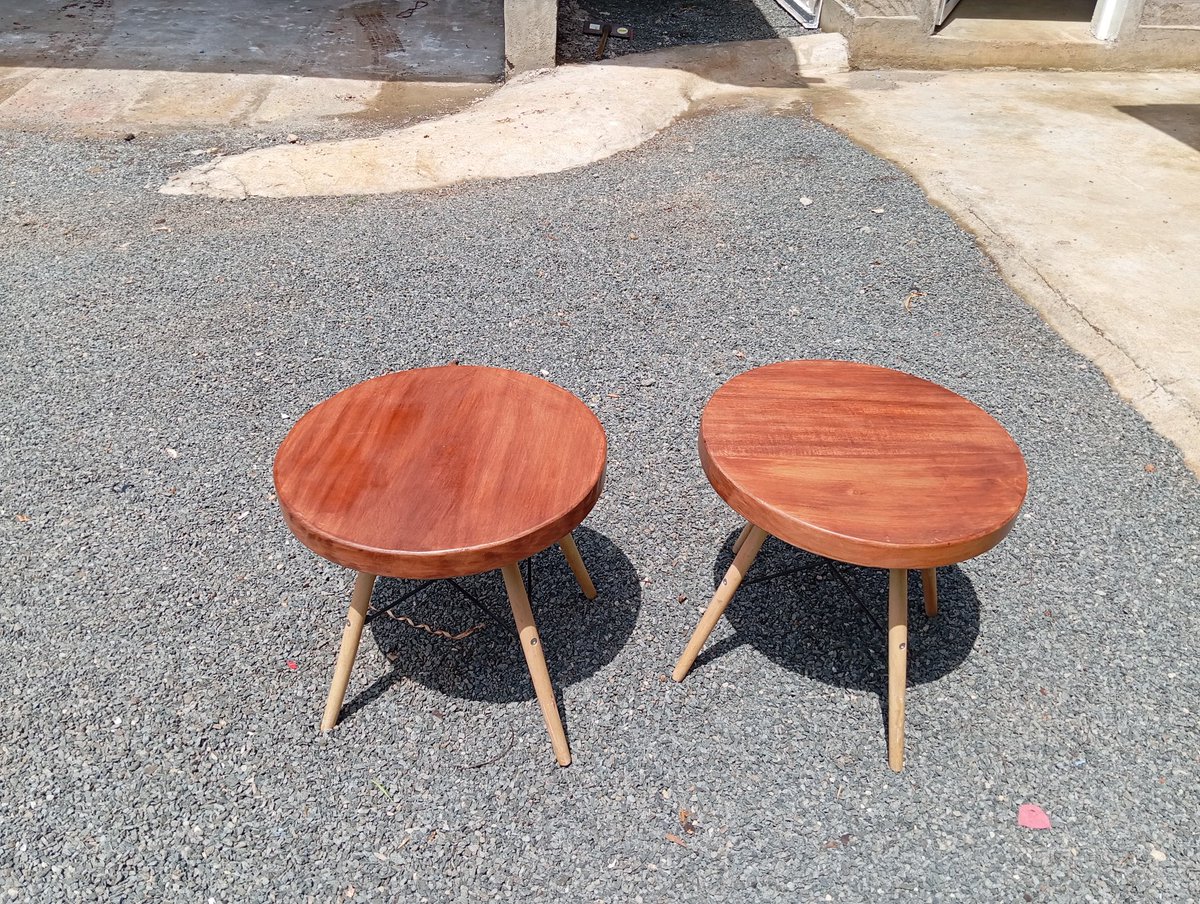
[
  {"xmin": 502, "ymin": 563, "xmax": 573, "ymax": 769},
  {"xmin": 320, "ymin": 702, "xmax": 342, "ymax": 733},
  {"xmin": 670, "ymin": 524, "xmax": 768, "ymax": 689},
  {"xmin": 888, "ymin": 732, "xmax": 905, "ymax": 771},
  {"xmin": 318, "ymin": 570, "xmax": 375, "ymax": 738},
  {"xmin": 887, "ymin": 568, "xmax": 909, "ymax": 775}
]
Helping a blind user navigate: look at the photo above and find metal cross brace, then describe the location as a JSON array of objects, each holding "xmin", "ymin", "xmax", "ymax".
[
  {"xmin": 364, "ymin": 564, "xmax": 538, "ymax": 641},
  {"xmin": 740, "ymin": 552, "xmax": 889, "ymax": 663}
]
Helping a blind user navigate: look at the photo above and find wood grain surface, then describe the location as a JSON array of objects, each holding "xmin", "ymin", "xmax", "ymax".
[
  {"xmin": 274, "ymin": 366, "xmax": 606, "ymax": 579},
  {"xmin": 700, "ymin": 361, "xmax": 1027, "ymax": 568}
]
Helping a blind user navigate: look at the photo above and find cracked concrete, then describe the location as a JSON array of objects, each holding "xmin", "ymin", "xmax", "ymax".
[{"xmin": 806, "ymin": 70, "xmax": 1200, "ymax": 473}]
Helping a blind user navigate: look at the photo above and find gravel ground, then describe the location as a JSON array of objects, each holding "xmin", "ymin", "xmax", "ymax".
[
  {"xmin": 557, "ymin": 0, "xmax": 814, "ymax": 63},
  {"xmin": 1, "ymin": 109, "xmax": 1198, "ymax": 902}
]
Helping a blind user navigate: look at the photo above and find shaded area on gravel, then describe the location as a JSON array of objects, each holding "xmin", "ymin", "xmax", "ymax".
[
  {"xmin": 557, "ymin": 0, "xmax": 814, "ymax": 63},
  {"xmin": 1, "ymin": 110, "xmax": 1198, "ymax": 901}
]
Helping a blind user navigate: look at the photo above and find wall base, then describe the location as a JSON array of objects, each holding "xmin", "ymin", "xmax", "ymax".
[
  {"xmin": 821, "ymin": 0, "xmax": 1200, "ymax": 70},
  {"xmin": 504, "ymin": 0, "xmax": 557, "ymax": 75}
]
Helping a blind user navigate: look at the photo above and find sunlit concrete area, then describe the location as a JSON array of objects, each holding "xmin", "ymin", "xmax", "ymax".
[
  {"xmin": 0, "ymin": 0, "xmax": 504, "ymax": 130},
  {"xmin": 808, "ymin": 69, "xmax": 1200, "ymax": 470},
  {"xmin": 821, "ymin": 0, "xmax": 1200, "ymax": 68},
  {"xmin": 936, "ymin": 0, "xmax": 1099, "ymax": 43}
]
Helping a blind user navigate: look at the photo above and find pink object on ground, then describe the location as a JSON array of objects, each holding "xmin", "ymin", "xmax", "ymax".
[{"xmin": 1018, "ymin": 804, "xmax": 1052, "ymax": 830}]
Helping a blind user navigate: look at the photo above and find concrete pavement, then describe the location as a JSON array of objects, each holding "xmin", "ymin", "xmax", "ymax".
[{"xmin": 0, "ymin": 0, "xmax": 502, "ymax": 131}]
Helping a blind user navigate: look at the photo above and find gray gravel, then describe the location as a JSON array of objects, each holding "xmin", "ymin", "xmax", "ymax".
[
  {"xmin": 557, "ymin": 0, "xmax": 814, "ymax": 63},
  {"xmin": 1, "ymin": 109, "xmax": 1198, "ymax": 902}
]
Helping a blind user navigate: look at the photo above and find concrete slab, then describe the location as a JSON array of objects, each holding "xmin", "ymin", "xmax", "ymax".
[
  {"xmin": 161, "ymin": 35, "xmax": 850, "ymax": 196},
  {"xmin": 938, "ymin": 0, "xmax": 1098, "ymax": 43},
  {"xmin": 0, "ymin": 0, "xmax": 501, "ymax": 130},
  {"xmin": 808, "ymin": 70, "xmax": 1200, "ymax": 472}
]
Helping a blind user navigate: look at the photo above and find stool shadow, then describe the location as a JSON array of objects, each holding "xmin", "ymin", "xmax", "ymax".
[
  {"xmin": 342, "ymin": 527, "xmax": 640, "ymax": 720},
  {"xmin": 696, "ymin": 530, "xmax": 982, "ymax": 691}
]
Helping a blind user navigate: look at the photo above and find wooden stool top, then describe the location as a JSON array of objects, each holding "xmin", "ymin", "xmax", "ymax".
[
  {"xmin": 700, "ymin": 360, "xmax": 1027, "ymax": 569},
  {"xmin": 274, "ymin": 366, "xmax": 606, "ymax": 580}
]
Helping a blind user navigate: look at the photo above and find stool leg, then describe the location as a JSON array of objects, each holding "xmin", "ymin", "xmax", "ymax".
[
  {"xmin": 731, "ymin": 522, "xmax": 754, "ymax": 555},
  {"xmin": 502, "ymin": 563, "xmax": 571, "ymax": 767},
  {"xmin": 558, "ymin": 532, "xmax": 597, "ymax": 600},
  {"xmin": 672, "ymin": 525, "xmax": 768, "ymax": 682},
  {"xmin": 888, "ymin": 568, "xmax": 909, "ymax": 772},
  {"xmin": 321, "ymin": 570, "xmax": 376, "ymax": 732},
  {"xmin": 921, "ymin": 568, "xmax": 938, "ymax": 618}
]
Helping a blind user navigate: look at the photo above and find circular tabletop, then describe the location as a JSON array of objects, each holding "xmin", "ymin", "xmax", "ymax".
[
  {"xmin": 274, "ymin": 366, "xmax": 606, "ymax": 580},
  {"xmin": 700, "ymin": 360, "xmax": 1027, "ymax": 569}
]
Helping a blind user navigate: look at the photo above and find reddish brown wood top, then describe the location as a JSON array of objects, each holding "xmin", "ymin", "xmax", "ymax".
[
  {"xmin": 274, "ymin": 366, "xmax": 606, "ymax": 579},
  {"xmin": 700, "ymin": 361, "xmax": 1027, "ymax": 569}
]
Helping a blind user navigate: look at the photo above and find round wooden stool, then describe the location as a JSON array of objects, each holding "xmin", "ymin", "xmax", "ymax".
[
  {"xmin": 672, "ymin": 360, "xmax": 1027, "ymax": 771},
  {"xmin": 274, "ymin": 365, "xmax": 607, "ymax": 766}
]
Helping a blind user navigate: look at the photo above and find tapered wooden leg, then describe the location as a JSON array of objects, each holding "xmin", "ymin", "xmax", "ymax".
[
  {"xmin": 501, "ymin": 563, "xmax": 571, "ymax": 767},
  {"xmin": 558, "ymin": 532, "xmax": 597, "ymax": 600},
  {"xmin": 888, "ymin": 568, "xmax": 909, "ymax": 772},
  {"xmin": 672, "ymin": 525, "xmax": 768, "ymax": 682},
  {"xmin": 731, "ymin": 522, "xmax": 754, "ymax": 555},
  {"xmin": 921, "ymin": 568, "xmax": 938, "ymax": 617},
  {"xmin": 321, "ymin": 570, "xmax": 376, "ymax": 732}
]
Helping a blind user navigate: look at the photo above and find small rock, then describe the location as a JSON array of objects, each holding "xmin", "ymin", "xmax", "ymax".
[
  {"xmin": 123, "ymin": 133, "xmax": 135, "ymax": 142},
  {"xmin": 799, "ymin": 197, "xmax": 813, "ymax": 206},
  {"xmin": 1151, "ymin": 848, "xmax": 1167, "ymax": 862},
  {"xmin": 287, "ymin": 134, "xmax": 299, "ymax": 144}
]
